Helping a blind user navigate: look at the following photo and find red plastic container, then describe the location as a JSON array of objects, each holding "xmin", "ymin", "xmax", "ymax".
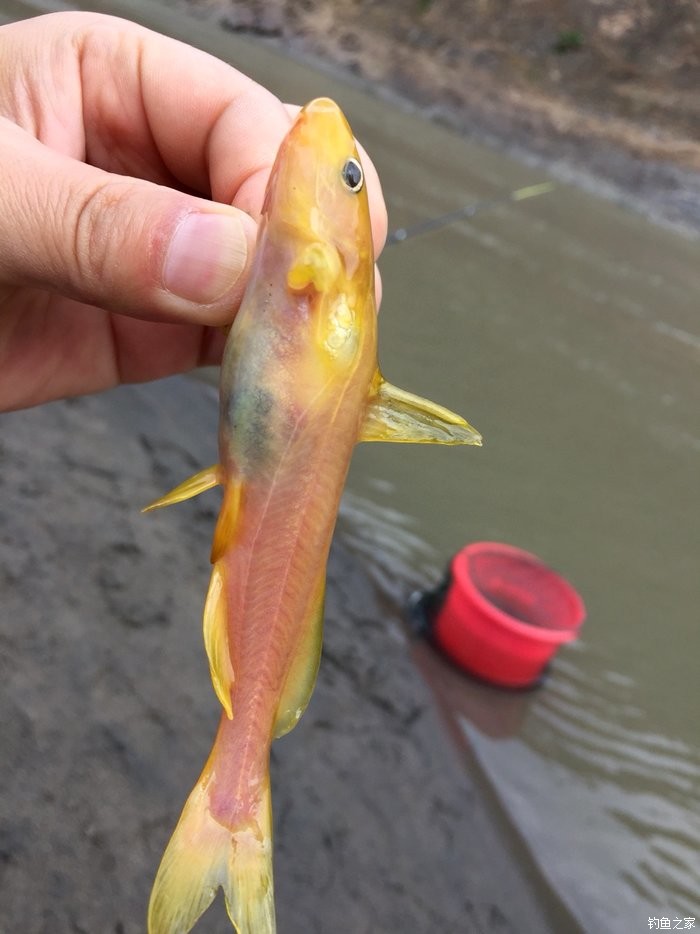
[{"xmin": 432, "ymin": 542, "xmax": 586, "ymax": 688}]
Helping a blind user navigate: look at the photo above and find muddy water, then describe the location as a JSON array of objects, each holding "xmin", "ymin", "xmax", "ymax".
[
  {"xmin": 9, "ymin": 0, "xmax": 700, "ymax": 929},
  {"xmin": 342, "ymin": 99, "xmax": 700, "ymax": 932},
  {"xmin": 259, "ymin": 41, "xmax": 700, "ymax": 934}
]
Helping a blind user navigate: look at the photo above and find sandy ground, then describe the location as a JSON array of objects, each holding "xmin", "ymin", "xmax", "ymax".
[
  {"xmin": 0, "ymin": 378, "xmax": 564, "ymax": 933},
  {"xmin": 181, "ymin": 0, "xmax": 700, "ymax": 236}
]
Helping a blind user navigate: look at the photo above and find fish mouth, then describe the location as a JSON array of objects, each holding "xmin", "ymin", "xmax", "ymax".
[
  {"xmin": 287, "ymin": 240, "xmax": 343, "ymax": 294},
  {"xmin": 295, "ymin": 97, "xmax": 355, "ymax": 151},
  {"xmin": 302, "ymin": 97, "xmax": 340, "ymax": 116}
]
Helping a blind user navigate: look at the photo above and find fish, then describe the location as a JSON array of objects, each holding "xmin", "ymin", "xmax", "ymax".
[{"xmin": 143, "ymin": 97, "xmax": 481, "ymax": 934}]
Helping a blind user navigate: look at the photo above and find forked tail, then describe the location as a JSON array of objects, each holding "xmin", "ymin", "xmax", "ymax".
[{"xmin": 148, "ymin": 775, "xmax": 275, "ymax": 934}]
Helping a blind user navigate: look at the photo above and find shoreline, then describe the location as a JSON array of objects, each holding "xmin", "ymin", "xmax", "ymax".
[{"xmin": 181, "ymin": 0, "xmax": 700, "ymax": 239}]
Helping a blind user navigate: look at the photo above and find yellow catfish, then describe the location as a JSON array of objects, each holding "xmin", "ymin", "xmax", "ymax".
[{"xmin": 144, "ymin": 97, "xmax": 481, "ymax": 934}]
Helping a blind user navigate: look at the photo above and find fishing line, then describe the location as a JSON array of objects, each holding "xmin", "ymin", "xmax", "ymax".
[{"xmin": 386, "ymin": 181, "xmax": 555, "ymax": 245}]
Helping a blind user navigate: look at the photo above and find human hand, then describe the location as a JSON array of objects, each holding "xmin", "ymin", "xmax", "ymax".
[{"xmin": 0, "ymin": 12, "xmax": 387, "ymax": 412}]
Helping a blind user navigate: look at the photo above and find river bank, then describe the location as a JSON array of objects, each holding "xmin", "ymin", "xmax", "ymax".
[
  {"xmin": 0, "ymin": 377, "xmax": 570, "ymax": 933},
  {"xmin": 181, "ymin": 0, "xmax": 700, "ymax": 237}
]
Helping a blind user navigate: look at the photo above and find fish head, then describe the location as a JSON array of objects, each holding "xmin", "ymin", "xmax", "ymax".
[{"xmin": 262, "ymin": 97, "xmax": 376, "ymax": 372}]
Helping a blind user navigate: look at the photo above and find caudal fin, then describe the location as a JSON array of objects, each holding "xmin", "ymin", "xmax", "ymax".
[{"xmin": 148, "ymin": 776, "xmax": 275, "ymax": 934}]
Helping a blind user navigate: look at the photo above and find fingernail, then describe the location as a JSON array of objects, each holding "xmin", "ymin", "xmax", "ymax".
[{"xmin": 163, "ymin": 213, "xmax": 247, "ymax": 304}]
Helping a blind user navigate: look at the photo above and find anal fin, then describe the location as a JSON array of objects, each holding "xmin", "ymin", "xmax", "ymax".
[
  {"xmin": 359, "ymin": 375, "xmax": 482, "ymax": 446},
  {"xmin": 143, "ymin": 465, "xmax": 221, "ymax": 512},
  {"xmin": 203, "ymin": 563, "xmax": 235, "ymax": 719},
  {"xmin": 273, "ymin": 574, "xmax": 325, "ymax": 738}
]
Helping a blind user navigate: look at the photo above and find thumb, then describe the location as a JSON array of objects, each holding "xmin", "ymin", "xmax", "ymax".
[{"xmin": 0, "ymin": 120, "xmax": 257, "ymax": 324}]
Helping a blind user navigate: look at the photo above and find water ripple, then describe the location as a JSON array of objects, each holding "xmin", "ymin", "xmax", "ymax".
[{"xmin": 336, "ymin": 492, "xmax": 700, "ymax": 931}]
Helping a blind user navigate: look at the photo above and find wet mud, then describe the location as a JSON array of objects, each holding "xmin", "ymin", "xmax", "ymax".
[{"xmin": 0, "ymin": 377, "xmax": 561, "ymax": 933}]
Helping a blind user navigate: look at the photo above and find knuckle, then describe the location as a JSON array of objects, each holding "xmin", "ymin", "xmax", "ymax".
[{"xmin": 70, "ymin": 178, "xmax": 138, "ymax": 287}]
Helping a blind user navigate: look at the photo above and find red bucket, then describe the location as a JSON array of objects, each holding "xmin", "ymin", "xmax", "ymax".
[{"xmin": 432, "ymin": 542, "xmax": 586, "ymax": 688}]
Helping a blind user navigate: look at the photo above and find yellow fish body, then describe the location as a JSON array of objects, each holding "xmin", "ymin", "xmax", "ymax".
[{"xmin": 144, "ymin": 98, "xmax": 481, "ymax": 934}]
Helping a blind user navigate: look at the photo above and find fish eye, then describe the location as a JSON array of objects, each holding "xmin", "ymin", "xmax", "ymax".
[{"xmin": 341, "ymin": 158, "xmax": 364, "ymax": 193}]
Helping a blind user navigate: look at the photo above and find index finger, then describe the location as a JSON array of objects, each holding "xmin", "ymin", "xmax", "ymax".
[{"xmin": 75, "ymin": 16, "xmax": 388, "ymax": 256}]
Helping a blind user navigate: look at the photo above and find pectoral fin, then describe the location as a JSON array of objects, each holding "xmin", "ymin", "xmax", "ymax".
[
  {"xmin": 142, "ymin": 465, "xmax": 221, "ymax": 513},
  {"xmin": 359, "ymin": 377, "xmax": 482, "ymax": 446},
  {"xmin": 273, "ymin": 574, "xmax": 325, "ymax": 738},
  {"xmin": 203, "ymin": 562, "xmax": 235, "ymax": 719}
]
